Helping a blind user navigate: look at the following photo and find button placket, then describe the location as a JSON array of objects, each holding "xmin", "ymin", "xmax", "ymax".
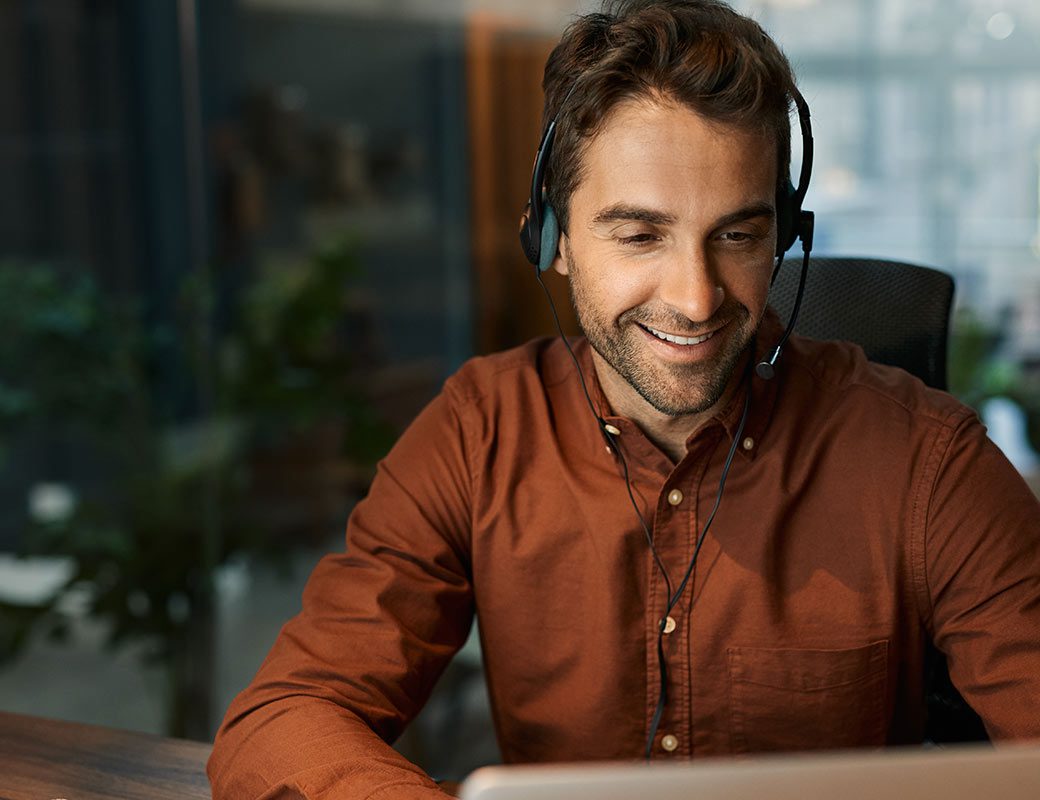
[{"xmin": 648, "ymin": 465, "xmax": 698, "ymax": 760}]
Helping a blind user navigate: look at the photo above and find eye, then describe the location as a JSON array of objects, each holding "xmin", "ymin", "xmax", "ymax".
[
  {"xmin": 718, "ymin": 230, "xmax": 757, "ymax": 243},
  {"xmin": 617, "ymin": 232, "xmax": 660, "ymax": 247}
]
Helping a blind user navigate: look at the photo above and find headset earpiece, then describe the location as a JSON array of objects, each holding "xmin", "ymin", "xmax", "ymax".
[
  {"xmin": 760, "ymin": 90, "xmax": 815, "ymax": 379},
  {"xmin": 539, "ymin": 204, "xmax": 560, "ymax": 272},
  {"xmin": 519, "ymin": 198, "xmax": 560, "ymax": 272},
  {"xmin": 775, "ymin": 178, "xmax": 798, "ymax": 258},
  {"xmin": 520, "ymin": 85, "xmax": 580, "ymax": 272},
  {"xmin": 519, "ymin": 203, "xmax": 540, "ymax": 267}
]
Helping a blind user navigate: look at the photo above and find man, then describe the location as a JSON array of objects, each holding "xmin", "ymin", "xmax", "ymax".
[{"xmin": 209, "ymin": 1, "xmax": 1040, "ymax": 797}]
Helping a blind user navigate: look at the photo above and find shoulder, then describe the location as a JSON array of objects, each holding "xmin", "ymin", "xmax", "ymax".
[
  {"xmin": 782, "ymin": 333, "xmax": 976, "ymax": 435},
  {"xmin": 442, "ymin": 337, "xmax": 576, "ymax": 407}
]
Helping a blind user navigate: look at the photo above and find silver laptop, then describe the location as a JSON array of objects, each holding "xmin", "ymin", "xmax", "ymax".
[{"xmin": 459, "ymin": 744, "xmax": 1040, "ymax": 800}]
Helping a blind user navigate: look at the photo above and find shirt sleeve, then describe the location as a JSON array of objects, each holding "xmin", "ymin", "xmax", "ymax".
[
  {"xmin": 917, "ymin": 409, "xmax": 1040, "ymax": 740},
  {"xmin": 208, "ymin": 380, "xmax": 477, "ymax": 799}
]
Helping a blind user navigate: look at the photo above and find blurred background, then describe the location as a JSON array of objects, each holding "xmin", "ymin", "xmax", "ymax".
[{"xmin": 0, "ymin": 0, "xmax": 1038, "ymax": 784}]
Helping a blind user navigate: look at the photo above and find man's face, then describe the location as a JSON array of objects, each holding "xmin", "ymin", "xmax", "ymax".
[{"xmin": 554, "ymin": 97, "xmax": 778, "ymax": 418}]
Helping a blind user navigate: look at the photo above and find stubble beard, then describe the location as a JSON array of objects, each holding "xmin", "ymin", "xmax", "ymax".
[{"xmin": 568, "ymin": 273, "xmax": 756, "ymax": 418}]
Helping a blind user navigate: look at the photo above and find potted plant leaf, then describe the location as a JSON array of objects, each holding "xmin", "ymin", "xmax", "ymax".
[{"xmin": 0, "ymin": 237, "xmax": 393, "ymax": 739}]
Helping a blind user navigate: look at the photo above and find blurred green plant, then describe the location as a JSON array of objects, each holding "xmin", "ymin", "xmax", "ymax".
[
  {"xmin": 948, "ymin": 308, "xmax": 1011, "ymax": 405},
  {"xmin": 0, "ymin": 238, "xmax": 394, "ymax": 738},
  {"xmin": 948, "ymin": 306, "xmax": 1040, "ymax": 453},
  {"xmin": 0, "ymin": 265, "xmax": 145, "ymax": 465},
  {"xmin": 220, "ymin": 237, "xmax": 392, "ymax": 461}
]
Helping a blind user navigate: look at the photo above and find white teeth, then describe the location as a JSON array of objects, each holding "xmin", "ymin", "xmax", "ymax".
[{"xmin": 645, "ymin": 325, "xmax": 714, "ymax": 346}]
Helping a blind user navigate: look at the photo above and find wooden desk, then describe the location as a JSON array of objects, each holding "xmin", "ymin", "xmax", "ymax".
[{"xmin": 0, "ymin": 711, "xmax": 211, "ymax": 800}]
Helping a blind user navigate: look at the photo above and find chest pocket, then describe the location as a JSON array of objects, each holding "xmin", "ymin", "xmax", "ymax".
[{"xmin": 727, "ymin": 640, "xmax": 889, "ymax": 753}]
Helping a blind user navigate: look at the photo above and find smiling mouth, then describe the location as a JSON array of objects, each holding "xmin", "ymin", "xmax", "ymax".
[{"xmin": 640, "ymin": 323, "xmax": 717, "ymax": 346}]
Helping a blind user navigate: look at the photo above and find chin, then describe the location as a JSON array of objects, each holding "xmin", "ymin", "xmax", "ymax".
[
  {"xmin": 625, "ymin": 331, "xmax": 753, "ymax": 417},
  {"xmin": 634, "ymin": 377, "xmax": 731, "ymax": 418}
]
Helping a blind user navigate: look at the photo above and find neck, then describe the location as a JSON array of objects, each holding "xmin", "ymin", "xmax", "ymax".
[{"xmin": 590, "ymin": 350, "xmax": 750, "ymax": 464}]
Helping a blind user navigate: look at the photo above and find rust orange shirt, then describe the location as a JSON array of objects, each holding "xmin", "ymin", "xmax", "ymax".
[{"xmin": 209, "ymin": 313, "xmax": 1040, "ymax": 799}]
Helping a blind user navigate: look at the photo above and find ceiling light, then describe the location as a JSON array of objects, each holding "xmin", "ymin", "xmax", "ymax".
[{"xmin": 986, "ymin": 11, "xmax": 1016, "ymax": 41}]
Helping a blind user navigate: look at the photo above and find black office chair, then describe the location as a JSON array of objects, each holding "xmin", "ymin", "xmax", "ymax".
[
  {"xmin": 768, "ymin": 256, "xmax": 954, "ymax": 389},
  {"xmin": 769, "ymin": 255, "xmax": 987, "ymax": 744}
]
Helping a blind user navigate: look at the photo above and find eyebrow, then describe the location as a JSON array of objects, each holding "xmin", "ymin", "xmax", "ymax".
[
  {"xmin": 713, "ymin": 201, "xmax": 776, "ymax": 230},
  {"xmin": 589, "ymin": 201, "xmax": 775, "ymax": 229},
  {"xmin": 591, "ymin": 204, "xmax": 677, "ymax": 226}
]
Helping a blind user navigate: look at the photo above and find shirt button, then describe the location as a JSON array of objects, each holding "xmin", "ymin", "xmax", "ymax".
[
  {"xmin": 662, "ymin": 616, "xmax": 677, "ymax": 634},
  {"xmin": 604, "ymin": 424, "xmax": 622, "ymax": 436},
  {"xmin": 742, "ymin": 437, "xmax": 755, "ymax": 451},
  {"xmin": 661, "ymin": 734, "xmax": 679, "ymax": 752},
  {"xmin": 667, "ymin": 489, "xmax": 683, "ymax": 506}
]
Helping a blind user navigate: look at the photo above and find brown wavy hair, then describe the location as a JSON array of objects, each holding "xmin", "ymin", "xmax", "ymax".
[{"xmin": 542, "ymin": 0, "xmax": 799, "ymax": 232}]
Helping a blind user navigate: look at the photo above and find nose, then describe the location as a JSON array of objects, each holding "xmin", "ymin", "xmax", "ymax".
[{"xmin": 656, "ymin": 246, "xmax": 725, "ymax": 325}]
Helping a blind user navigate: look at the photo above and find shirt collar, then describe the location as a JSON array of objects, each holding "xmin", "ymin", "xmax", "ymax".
[{"xmin": 572, "ymin": 306, "xmax": 786, "ymax": 463}]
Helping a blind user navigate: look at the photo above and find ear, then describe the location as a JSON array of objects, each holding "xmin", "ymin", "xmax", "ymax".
[{"xmin": 552, "ymin": 231, "xmax": 570, "ymax": 277}]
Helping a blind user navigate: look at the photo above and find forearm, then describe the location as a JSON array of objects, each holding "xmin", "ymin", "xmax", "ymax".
[{"xmin": 209, "ymin": 694, "xmax": 451, "ymax": 800}]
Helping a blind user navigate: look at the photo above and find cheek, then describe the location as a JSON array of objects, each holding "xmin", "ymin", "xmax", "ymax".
[
  {"xmin": 571, "ymin": 247, "xmax": 654, "ymax": 314},
  {"xmin": 745, "ymin": 275, "xmax": 773, "ymax": 315},
  {"xmin": 721, "ymin": 258, "xmax": 774, "ymax": 315},
  {"xmin": 590, "ymin": 268, "xmax": 656, "ymax": 322}
]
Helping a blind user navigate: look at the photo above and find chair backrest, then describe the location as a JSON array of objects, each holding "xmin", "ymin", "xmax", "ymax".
[
  {"xmin": 767, "ymin": 256, "xmax": 955, "ymax": 390},
  {"xmin": 768, "ymin": 255, "xmax": 987, "ymax": 743}
]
